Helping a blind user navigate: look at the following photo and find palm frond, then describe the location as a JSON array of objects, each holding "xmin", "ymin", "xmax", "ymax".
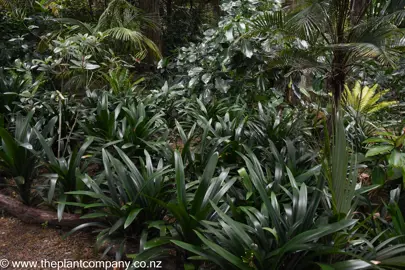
[
  {"xmin": 96, "ymin": 0, "xmax": 155, "ymax": 32},
  {"xmin": 94, "ymin": 0, "xmax": 161, "ymax": 58},
  {"xmin": 104, "ymin": 27, "xmax": 161, "ymax": 58},
  {"xmin": 55, "ymin": 18, "xmax": 95, "ymax": 35},
  {"xmin": 249, "ymin": 11, "xmax": 285, "ymax": 36},
  {"xmin": 286, "ymin": 1, "xmax": 331, "ymax": 44}
]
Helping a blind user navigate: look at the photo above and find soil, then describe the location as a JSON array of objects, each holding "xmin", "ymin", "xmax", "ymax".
[{"xmin": 0, "ymin": 215, "xmax": 111, "ymax": 270}]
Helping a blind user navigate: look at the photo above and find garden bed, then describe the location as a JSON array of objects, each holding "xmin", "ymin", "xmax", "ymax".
[{"xmin": 0, "ymin": 215, "xmax": 108, "ymax": 270}]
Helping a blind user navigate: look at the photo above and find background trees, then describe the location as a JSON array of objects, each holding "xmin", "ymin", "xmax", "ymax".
[
  {"xmin": 2, "ymin": 0, "xmax": 405, "ymax": 269},
  {"xmin": 285, "ymin": 0, "xmax": 405, "ymax": 108}
]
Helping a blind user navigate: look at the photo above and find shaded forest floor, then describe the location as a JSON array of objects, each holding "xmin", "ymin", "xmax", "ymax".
[{"xmin": 0, "ymin": 215, "xmax": 106, "ymax": 269}]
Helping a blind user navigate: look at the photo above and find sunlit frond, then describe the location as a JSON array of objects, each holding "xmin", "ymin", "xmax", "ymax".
[
  {"xmin": 342, "ymin": 81, "xmax": 398, "ymax": 115},
  {"xmin": 104, "ymin": 27, "xmax": 161, "ymax": 58}
]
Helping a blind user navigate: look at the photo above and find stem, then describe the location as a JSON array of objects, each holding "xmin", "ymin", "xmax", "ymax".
[
  {"xmin": 62, "ymin": 109, "xmax": 79, "ymax": 157},
  {"xmin": 57, "ymin": 99, "xmax": 62, "ymax": 159}
]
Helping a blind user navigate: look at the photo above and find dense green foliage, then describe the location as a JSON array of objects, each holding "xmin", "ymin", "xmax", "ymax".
[{"xmin": 1, "ymin": 0, "xmax": 405, "ymax": 269}]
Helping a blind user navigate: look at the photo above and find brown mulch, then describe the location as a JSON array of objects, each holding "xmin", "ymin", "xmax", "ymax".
[{"xmin": 0, "ymin": 216, "xmax": 108, "ymax": 270}]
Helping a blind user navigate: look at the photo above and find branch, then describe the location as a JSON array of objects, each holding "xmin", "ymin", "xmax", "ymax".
[{"xmin": 0, "ymin": 193, "xmax": 95, "ymax": 228}]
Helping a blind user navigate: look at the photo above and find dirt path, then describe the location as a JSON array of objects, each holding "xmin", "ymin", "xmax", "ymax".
[{"xmin": 0, "ymin": 216, "xmax": 107, "ymax": 269}]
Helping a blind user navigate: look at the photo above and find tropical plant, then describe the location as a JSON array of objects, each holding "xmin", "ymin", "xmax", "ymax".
[
  {"xmin": 56, "ymin": 0, "xmax": 161, "ymax": 60},
  {"xmin": 172, "ymin": 144, "xmax": 347, "ymax": 270},
  {"xmin": 0, "ymin": 112, "xmax": 56, "ymax": 204},
  {"xmin": 0, "ymin": 68, "xmax": 44, "ymax": 124},
  {"xmin": 2, "ymin": 0, "xmax": 405, "ymax": 269},
  {"xmin": 364, "ymin": 130, "xmax": 405, "ymax": 159},
  {"xmin": 172, "ymin": 140, "xmax": 405, "ymax": 270},
  {"xmin": 103, "ymin": 68, "xmax": 144, "ymax": 95},
  {"xmin": 34, "ymin": 130, "xmax": 94, "ymax": 219},
  {"xmin": 160, "ymin": 0, "xmax": 285, "ymax": 101},
  {"xmin": 64, "ymin": 146, "xmax": 172, "ymax": 259},
  {"xmin": 81, "ymin": 92, "xmax": 167, "ymax": 155},
  {"xmin": 362, "ymin": 129, "xmax": 405, "ymax": 186},
  {"xmin": 342, "ymin": 81, "xmax": 398, "ymax": 115},
  {"xmin": 0, "ymin": 0, "xmax": 37, "ymax": 12},
  {"xmin": 124, "ymin": 150, "xmax": 238, "ymax": 268},
  {"xmin": 249, "ymin": 99, "xmax": 305, "ymax": 149},
  {"xmin": 251, "ymin": 0, "xmax": 405, "ymax": 108},
  {"xmin": 160, "ymin": 150, "xmax": 236, "ymax": 245}
]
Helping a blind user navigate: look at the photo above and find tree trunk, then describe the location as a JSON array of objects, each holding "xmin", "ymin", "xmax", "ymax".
[
  {"xmin": 166, "ymin": 0, "xmax": 172, "ymax": 16},
  {"xmin": 0, "ymin": 194, "xmax": 93, "ymax": 228},
  {"xmin": 350, "ymin": 0, "xmax": 370, "ymax": 25},
  {"xmin": 88, "ymin": 0, "xmax": 94, "ymax": 18},
  {"xmin": 330, "ymin": 51, "xmax": 346, "ymax": 111},
  {"xmin": 328, "ymin": 0, "xmax": 370, "ymax": 110},
  {"xmin": 139, "ymin": 0, "xmax": 162, "ymax": 62},
  {"xmin": 212, "ymin": 0, "xmax": 220, "ymax": 20},
  {"xmin": 328, "ymin": 0, "xmax": 349, "ymax": 115}
]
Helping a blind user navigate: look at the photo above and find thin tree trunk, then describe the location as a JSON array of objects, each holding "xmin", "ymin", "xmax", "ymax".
[
  {"xmin": 212, "ymin": 0, "xmax": 220, "ymax": 20},
  {"xmin": 88, "ymin": 0, "xmax": 94, "ymax": 18},
  {"xmin": 330, "ymin": 52, "xmax": 346, "ymax": 111},
  {"xmin": 167, "ymin": 0, "xmax": 172, "ymax": 16},
  {"xmin": 139, "ymin": 0, "xmax": 162, "ymax": 62},
  {"xmin": 329, "ymin": 0, "xmax": 369, "ymax": 111},
  {"xmin": 350, "ymin": 0, "xmax": 370, "ymax": 25},
  {"xmin": 329, "ymin": 0, "xmax": 349, "ymax": 114}
]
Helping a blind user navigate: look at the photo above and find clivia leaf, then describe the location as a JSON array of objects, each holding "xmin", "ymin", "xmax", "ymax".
[
  {"xmin": 124, "ymin": 208, "xmax": 143, "ymax": 229},
  {"xmin": 194, "ymin": 230, "xmax": 251, "ymax": 270},
  {"xmin": 109, "ymin": 217, "xmax": 126, "ymax": 235}
]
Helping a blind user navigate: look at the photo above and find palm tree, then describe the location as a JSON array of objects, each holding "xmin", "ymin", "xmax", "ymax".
[
  {"xmin": 252, "ymin": 0, "xmax": 405, "ymax": 111},
  {"xmin": 299, "ymin": 0, "xmax": 405, "ymax": 106},
  {"xmin": 58, "ymin": 0, "xmax": 161, "ymax": 60}
]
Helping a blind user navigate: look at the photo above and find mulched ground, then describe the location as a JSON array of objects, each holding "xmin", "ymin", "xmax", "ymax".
[{"xmin": 0, "ymin": 216, "xmax": 111, "ymax": 270}]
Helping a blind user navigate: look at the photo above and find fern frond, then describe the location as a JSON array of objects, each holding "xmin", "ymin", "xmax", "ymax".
[
  {"xmin": 367, "ymin": 101, "xmax": 398, "ymax": 114},
  {"xmin": 360, "ymin": 84, "xmax": 378, "ymax": 110},
  {"xmin": 343, "ymin": 81, "xmax": 398, "ymax": 115}
]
